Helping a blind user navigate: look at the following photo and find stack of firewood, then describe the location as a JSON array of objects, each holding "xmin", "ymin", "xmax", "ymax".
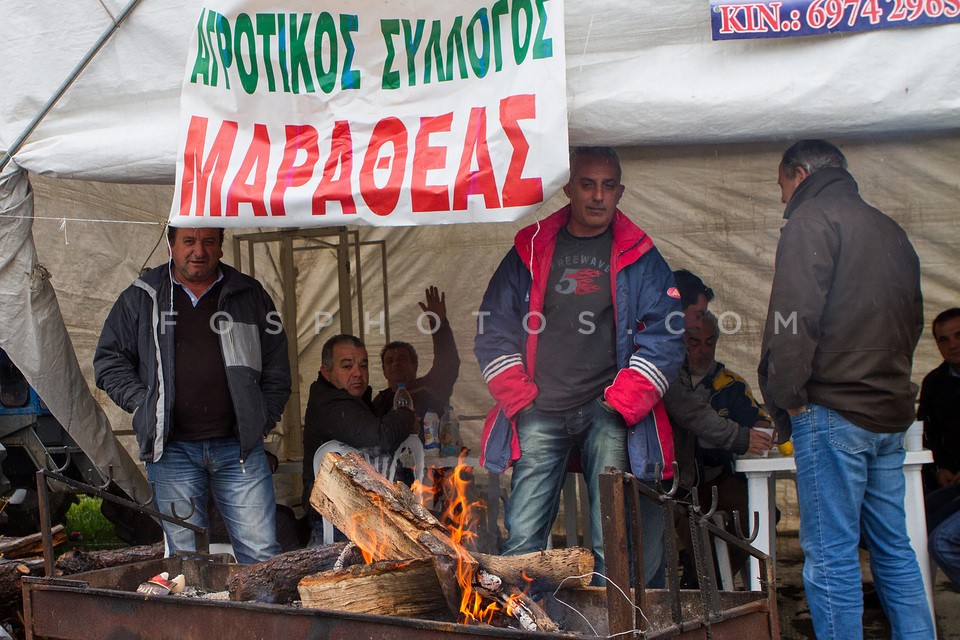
[{"xmin": 228, "ymin": 452, "xmax": 593, "ymax": 633}]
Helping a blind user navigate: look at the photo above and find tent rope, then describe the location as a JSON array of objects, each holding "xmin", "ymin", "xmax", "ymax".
[
  {"xmin": 0, "ymin": 214, "xmax": 160, "ymax": 225},
  {"xmin": 97, "ymin": 0, "xmax": 119, "ymax": 24},
  {"xmin": 139, "ymin": 224, "xmax": 170, "ymax": 275}
]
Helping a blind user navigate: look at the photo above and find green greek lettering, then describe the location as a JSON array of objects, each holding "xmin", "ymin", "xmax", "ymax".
[{"xmin": 381, "ymin": 19, "xmax": 401, "ymax": 90}]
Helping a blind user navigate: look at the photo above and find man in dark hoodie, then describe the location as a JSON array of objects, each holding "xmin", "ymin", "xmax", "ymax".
[
  {"xmin": 301, "ymin": 334, "xmax": 417, "ymax": 525},
  {"xmin": 759, "ymin": 140, "xmax": 932, "ymax": 639}
]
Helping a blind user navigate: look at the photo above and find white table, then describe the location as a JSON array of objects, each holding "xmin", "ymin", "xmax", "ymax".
[{"xmin": 734, "ymin": 445, "xmax": 934, "ymax": 620}]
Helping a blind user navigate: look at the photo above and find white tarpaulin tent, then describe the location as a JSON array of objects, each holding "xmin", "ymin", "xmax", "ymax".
[{"xmin": 1, "ymin": 0, "xmax": 958, "ymax": 497}]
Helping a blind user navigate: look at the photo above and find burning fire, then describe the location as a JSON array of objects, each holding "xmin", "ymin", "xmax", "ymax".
[
  {"xmin": 346, "ymin": 494, "xmax": 390, "ymax": 564},
  {"xmin": 411, "ymin": 452, "xmax": 501, "ymax": 623},
  {"xmin": 349, "ymin": 451, "xmax": 531, "ymax": 627},
  {"xmin": 433, "ymin": 452, "xmax": 534, "ymax": 626}
]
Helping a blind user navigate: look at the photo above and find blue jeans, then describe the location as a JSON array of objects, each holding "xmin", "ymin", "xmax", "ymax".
[
  {"xmin": 927, "ymin": 485, "xmax": 960, "ymax": 587},
  {"xmin": 147, "ymin": 437, "xmax": 280, "ymax": 564},
  {"xmin": 791, "ymin": 404, "xmax": 934, "ymax": 640},
  {"xmin": 505, "ymin": 397, "xmax": 662, "ymax": 586}
]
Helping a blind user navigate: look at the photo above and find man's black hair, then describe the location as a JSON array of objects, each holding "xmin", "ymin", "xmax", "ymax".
[
  {"xmin": 780, "ymin": 140, "xmax": 847, "ymax": 179},
  {"xmin": 321, "ymin": 334, "xmax": 365, "ymax": 370},
  {"xmin": 672, "ymin": 269, "xmax": 715, "ymax": 310},
  {"xmin": 932, "ymin": 307, "xmax": 960, "ymax": 338},
  {"xmin": 167, "ymin": 226, "xmax": 225, "ymax": 246},
  {"xmin": 380, "ymin": 341, "xmax": 418, "ymax": 368}
]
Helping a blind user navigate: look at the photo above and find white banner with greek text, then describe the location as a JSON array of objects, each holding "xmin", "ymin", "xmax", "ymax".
[{"xmin": 169, "ymin": 0, "xmax": 568, "ymax": 228}]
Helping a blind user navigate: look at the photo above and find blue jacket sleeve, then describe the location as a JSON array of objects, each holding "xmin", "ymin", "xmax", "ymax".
[
  {"xmin": 605, "ymin": 248, "xmax": 685, "ymax": 424},
  {"xmin": 473, "ymin": 248, "xmax": 539, "ymax": 417}
]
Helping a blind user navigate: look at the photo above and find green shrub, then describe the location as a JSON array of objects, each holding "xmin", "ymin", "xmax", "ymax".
[{"xmin": 64, "ymin": 495, "xmax": 124, "ymax": 549}]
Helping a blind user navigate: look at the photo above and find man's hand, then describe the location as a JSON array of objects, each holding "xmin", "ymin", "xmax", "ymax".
[
  {"xmin": 418, "ymin": 286, "xmax": 447, "ymax": 331},
  {"xmin": 409, "ymin": 415, "xmax": 422, "ymax": 436},
  {"xmin": 786, "ymin": 405, "xmax": 808, "ymax": 416},
  {"xmin": 937, "ymin": 468, "xmax": 957, "ymax": 487},
  {"xmin": 747, "ymin": 422, "xmax": 775, "ymax": 456}
]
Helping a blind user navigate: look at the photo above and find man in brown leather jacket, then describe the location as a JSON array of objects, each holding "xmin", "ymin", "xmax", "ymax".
[{"xmin": 758, "ymin": 139, "xmax": 931, "ymax": 640}]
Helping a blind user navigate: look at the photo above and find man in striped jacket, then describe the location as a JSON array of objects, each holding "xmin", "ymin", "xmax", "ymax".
[{"xmin": 474, "ymin": 147, "xmax": 684, "ymax": 585}]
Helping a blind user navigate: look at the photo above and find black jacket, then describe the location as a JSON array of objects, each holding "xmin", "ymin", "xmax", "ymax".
[
  {"xmin": 94, "ymin": 262, "xmax": 291, "ymax": 463},
  {"xmin": 918, "ymin": 361, "xmax": 960, "ymax": 480},
  {"xmin": 301, "ymin": 375, "xmax": 415, "ymax": 512},
  {"xmin": 759, "ymin": 167, "xmax": 923, "ymax": 435}
]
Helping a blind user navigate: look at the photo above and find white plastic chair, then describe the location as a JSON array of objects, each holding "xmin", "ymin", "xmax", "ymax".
[
  {"xmin": 311, "ymin": 436, "xmax": 425, "ymax": 544},
  {"xmin": 312, "ymin": 440, "xmax": 362, "ymax": 545},
  {"xmin": 389, "ymin": 434, "xmax": 425, "ymax": 485}
]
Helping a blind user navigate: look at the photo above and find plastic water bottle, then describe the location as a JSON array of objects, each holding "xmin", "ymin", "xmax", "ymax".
[
  {"xmin": 422, "ymin": 411, "xmax": 440, "ymax": 455},
  {"xmin": 439, "ymin": 407, "xmax": 461, "ymax": 457},
  {"xmin": 393, "ymin": 383, "xmax": 414, "ymax": 411}
]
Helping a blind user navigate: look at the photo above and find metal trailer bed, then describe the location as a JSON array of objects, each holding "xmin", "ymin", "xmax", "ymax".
[{"xmin": 22, "ymin": 466, "xmax": 779, "ymax": 639}]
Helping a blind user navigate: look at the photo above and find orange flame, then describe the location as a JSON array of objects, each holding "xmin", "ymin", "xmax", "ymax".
[
  {"xmin": 344, "ymin": 451, "xmax": 512, "ymax": 625},
  {"xmin": 504, "ymin": 571, "xmax": 534, "ymax": 617},
  {"xmin": 432, "ymin": 452, "xmax": 505, "ymax": 624},
  {"xmin": 345, "ymin": 493, "xmax": 390, "ymax": 564}
]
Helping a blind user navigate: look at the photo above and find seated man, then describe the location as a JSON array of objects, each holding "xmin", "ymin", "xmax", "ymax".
[
  {"xmin": 685, "ymin": 312, "xmax": 773, "ymax": 577},
  {"xmin": 301, "ymin": 335, "xmax": 418, "ymax": 524},
  {"xmin": 665, "ymin": 270, "xmax": 771, "ymax": 489},
  {"xmin": 918, "ymin": 307, "xmax": 960, "ymax": 586},
  {"xmin": 664, "ymin": 271, "xmax": 772, "ymax": 587},
  {"xmin": 372, "ymin": 286, "xmax": 461, "ymax": 418}
]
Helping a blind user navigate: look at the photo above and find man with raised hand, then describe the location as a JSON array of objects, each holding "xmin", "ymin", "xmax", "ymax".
[{"xmin": 373, "ymin": 286, "xmax": 461, "ymax": 419}]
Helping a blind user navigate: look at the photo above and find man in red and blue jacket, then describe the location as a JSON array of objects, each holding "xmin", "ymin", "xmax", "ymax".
[{"xmin": 474, "ymin": 147, "xmax": 684, "ymax": 585}]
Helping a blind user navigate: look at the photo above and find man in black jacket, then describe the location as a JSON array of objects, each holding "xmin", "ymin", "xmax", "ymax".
[
  {"xmin": 95, "ymin": 226, "xmax": 291, "ymax": 564},
  {"xmin": 919, "ymin": 307, "xmax": 960, "ymax": 586},
  {"xmin": 301, "ymin": 334, "xmax": 417, "ymax": 525},
  {"xmin": 759, "ymin": 140, "xmax": 932, "ymax": 639}
]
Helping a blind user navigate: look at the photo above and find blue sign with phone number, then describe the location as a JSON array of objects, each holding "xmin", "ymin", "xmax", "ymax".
[{"xmin": 710, "ymin": 0, "xmax": 960, "ymax": 40}]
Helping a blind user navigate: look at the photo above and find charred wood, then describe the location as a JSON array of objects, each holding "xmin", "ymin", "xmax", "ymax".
[{"xmin": 226, "ymin": 542, "xmax": 348, "ymax": 603}]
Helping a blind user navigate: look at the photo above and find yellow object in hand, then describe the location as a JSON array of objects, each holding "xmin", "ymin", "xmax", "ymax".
[{"xmin": 778, "ymin": 441, "xmax": 794, "ymax": 456}]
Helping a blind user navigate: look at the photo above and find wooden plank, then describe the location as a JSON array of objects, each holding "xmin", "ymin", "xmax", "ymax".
[{"xmin": 298, "ymin": 558, "xmax": 447, "ymax": 617}]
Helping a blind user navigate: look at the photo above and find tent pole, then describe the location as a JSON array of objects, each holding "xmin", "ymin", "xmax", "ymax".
[{"xmin": 0, "ymin": 0, "xmax": 145, "ymax": 172}]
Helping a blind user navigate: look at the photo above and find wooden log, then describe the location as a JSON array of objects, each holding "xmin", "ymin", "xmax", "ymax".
[
  {"xmin": 310, "ymin": 452, "xmax": 561, "ymax": 632},
  {"xmin": 310, "ymin": 452, "xmax": 455, "ymax": 561},
  {"xmin": 474, "ymin": 548, "xmax": 594, "ymax": 592},
  {"xmin": 54, "ymin": 541, "xmax": 164, "ymax": 575},
  {"xmin": 0, "ymin": 538, "xmax": 159, "ymax": 622},
  {"xmin": 0, "ymin": 525, "xmax": 66, "ymax": 559},
  {"xmin": 226, "ymin": 542, "xmax": 347, "ymax": 603},
  {"xmin": 0, "ymin": 557, "xmax": 45, "ymax": 612},
  {"xmin": 298, "ymin": 557, "xmax": 448, "ymax": 617},
  {"xmin": 311, "ymin": 452, "xmax": 475, "ymax": 609},
  {"xmin": 333, "ymin": 542, "xmax": 365, "ymax": 570},
  {"xmin": 474, "ymin": 582, "xmax": 560, "ymax": 634}
]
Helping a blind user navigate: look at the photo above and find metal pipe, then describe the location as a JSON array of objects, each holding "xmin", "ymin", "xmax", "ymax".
[
  {"xmin": 36, "ymin": 470, "xmax": 54, "ymax": 577},
  {"xmin": 0, "ymin": 0, "xmax": 145, "ymax": 173},
  {"xmin": 351, "ymin": 231, "xmax": 364, "ymax": 343}
]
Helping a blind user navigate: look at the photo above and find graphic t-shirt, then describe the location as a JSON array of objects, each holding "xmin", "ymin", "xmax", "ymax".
[{"xmin": 534, "ymin": 227, "xmax": 617, "ymax": 411}]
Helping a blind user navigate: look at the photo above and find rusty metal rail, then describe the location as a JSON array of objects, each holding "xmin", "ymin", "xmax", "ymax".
[
  {"xmin": 22, "ymin": 459, "xmax": 779, "ymax": 639},
  {"xmin": 599, "ymin": 466, "xmax": 780, "ymax": 640},
  {"xmin": 34, "ymin": 459, "xmax": 207, "ymax": 576}
]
